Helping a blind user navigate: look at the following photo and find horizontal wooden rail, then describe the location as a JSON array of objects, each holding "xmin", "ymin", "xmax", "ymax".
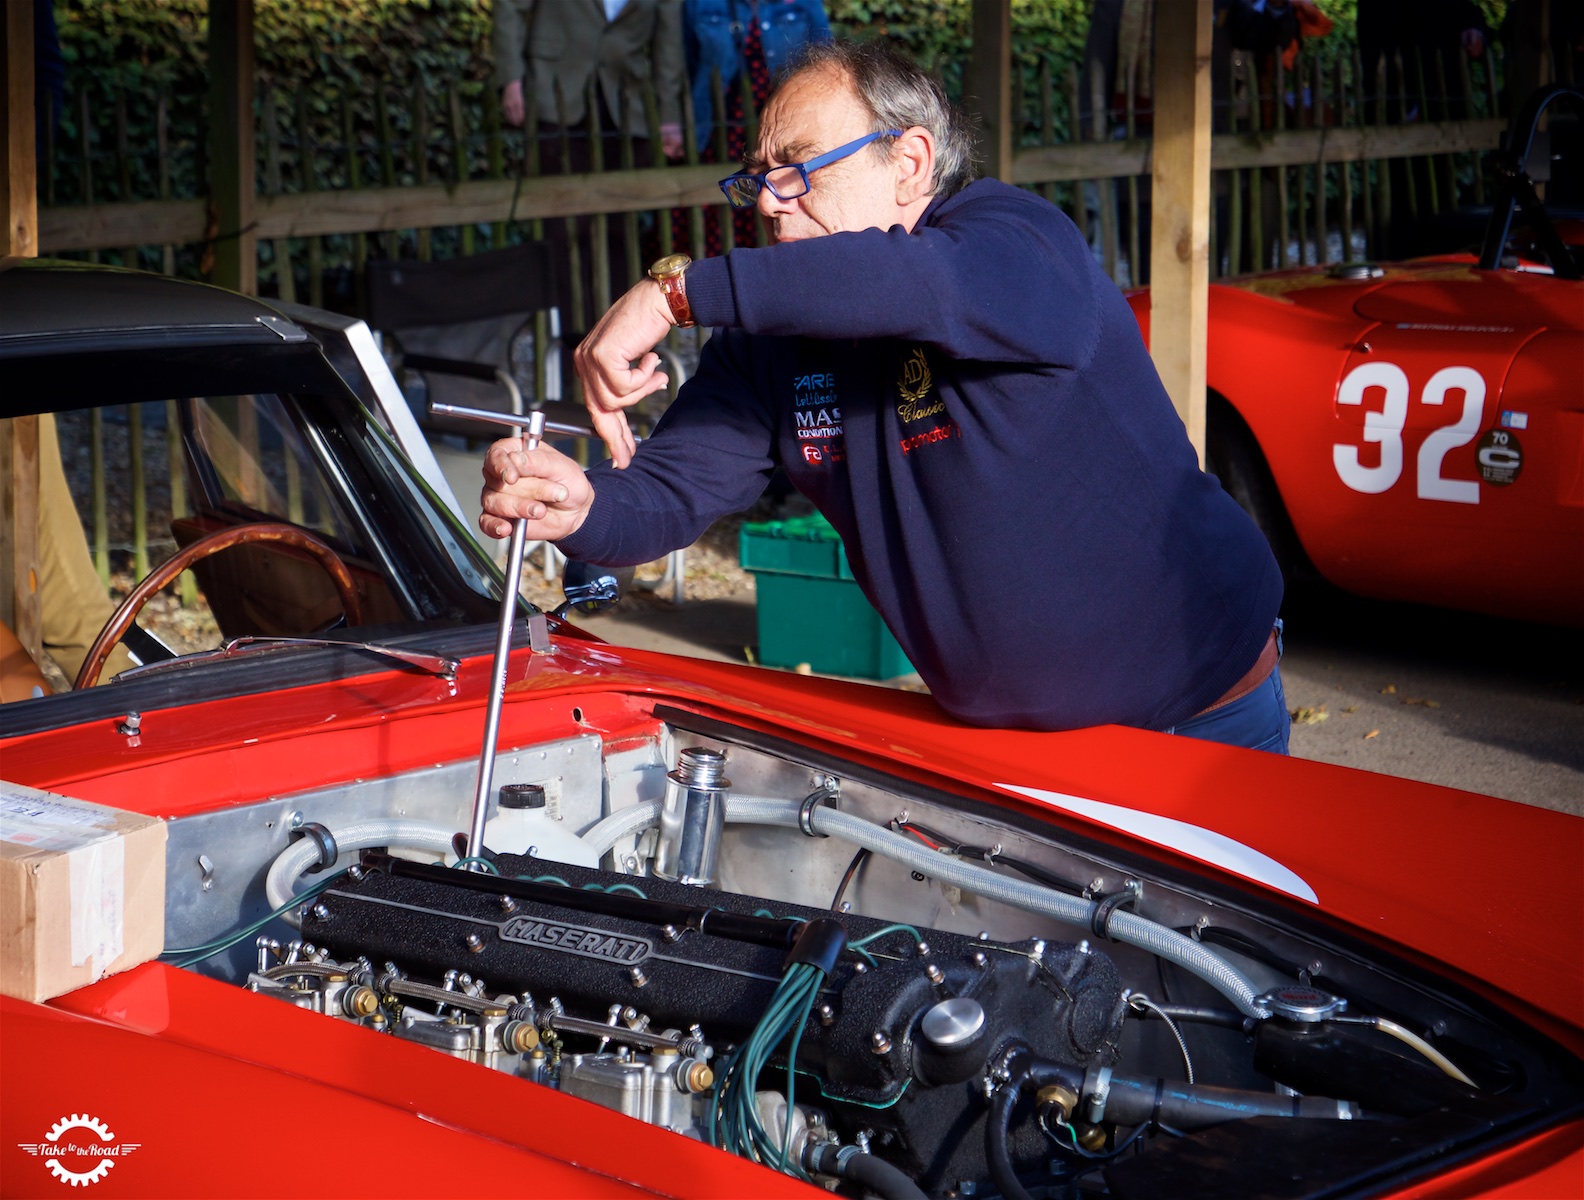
[
  {"xmin": 38, "ymin": 120, "xmax": 1504, "ymax": 255},
  {"xmin": 1012, "ymin": 117, "xmax": 1504, "ymax": 185},
  {"xmin": 39, "ymin": 197, "xmax": 206, "ymax": 252},
  {"xmin": 38, "ymin": 165, "xmax": 726, "ymax": 253},
  {"xmin": 1007, "ymin": 117, "xmax": 1501, "ymax": 186},
  {"xmin": 252, "ymin": 163, "xmax": 726, "ymax": 239}
]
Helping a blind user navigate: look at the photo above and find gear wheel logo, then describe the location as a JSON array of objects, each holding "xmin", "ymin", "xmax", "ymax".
[{"xmin": 16, "ymin": 1113, "xmax": 140, "ymax": 1187}]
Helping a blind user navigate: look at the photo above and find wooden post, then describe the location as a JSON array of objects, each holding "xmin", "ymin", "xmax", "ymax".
[
  {"xmin": 1066, "ymin": 66, "xmax": 1091, "ymax": 244},
  {"xmin": 413, "ymin": 87, "xmax": 431, "ymax": 262},
  {"xmin": 342, "ymin": 92, "xmax": 368, "ymax": 312},
  {"xmin": 157, "ymin": 92, "xmax": 176, "ymax": 274},
  {"xmin": 0, "ymin": 418, "xmax": 42, "ymax": 660},
  {"xmin": 965, "ymin": 0, "xmax": 1013, "ymax": 183},
  {"xmin": 115, "ymin": 89, "xmax": 138, "ymax": 269},
  {"xmin": 449, "ymin": 82, "xmax": 474, "ymax": 257},
  {"xmin": 296, "ymin": 88, "xmax": 324, "ymax": 305},
  {"xmin": 2, "ymin": 0, "xmax": 36, "ymax": 257},
  {"xmin": 207, "ymin": 0, "xmax": 256, "ymax": 294},
  {"xmin": 1149, "ymin": 0, "xmax": 1213, "ymax": 460},
  {"xmin": 263, "ymin": 86, "xmax": 295, "ymax": 301},
  {"xmin": 78, "ymin": 90, "xmax": 97, "ymax": 264},
  {"xmin": 710, "ymin": 67, "xmax": 732, "ymax": 253}
]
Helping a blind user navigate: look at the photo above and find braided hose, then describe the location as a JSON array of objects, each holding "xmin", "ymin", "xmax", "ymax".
[{"xmin": 577, "ymin": 795, "xmax": 1269, "ymax": 1018}]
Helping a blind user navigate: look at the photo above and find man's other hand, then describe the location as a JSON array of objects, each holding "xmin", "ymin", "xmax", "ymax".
[
  {"xmin": 501, "ymin": 79, "xmax": 526, "ymax": 127},
  {"xmin": 480, "ymin": 438, "xmax": 594, "ymax": 541},
  {"xmin": 572, "ymin": 279, "xmax": 676, "ymax": 468}
]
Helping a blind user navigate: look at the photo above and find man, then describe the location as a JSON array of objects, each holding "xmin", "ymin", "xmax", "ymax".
[
  {"xmin": 493, "ymin": 0, "xmax": 686, "ymax": 328},
  {"xmin": 481, "ymin": 40, "xmax": 1289, "ymax": 750},
  {"xmin": 493, "ymin": 0, "xmax": 685, "ymax": 151}
]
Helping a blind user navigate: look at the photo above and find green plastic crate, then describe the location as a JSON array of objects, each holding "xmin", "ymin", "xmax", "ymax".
[{"xmin": 739, "ymin": 515, "xmax": 913, "ymax": 680}]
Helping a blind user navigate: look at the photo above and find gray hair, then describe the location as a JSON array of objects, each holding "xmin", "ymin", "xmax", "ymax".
[{"xmin": 774, "ymin": 39, "xmax": 979, "ymax": 198}]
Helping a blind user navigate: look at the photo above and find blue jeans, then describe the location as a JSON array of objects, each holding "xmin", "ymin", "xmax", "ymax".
[{"xmin": 1166, "ymin": 622, "xmax": 1291, "ymax": 754}]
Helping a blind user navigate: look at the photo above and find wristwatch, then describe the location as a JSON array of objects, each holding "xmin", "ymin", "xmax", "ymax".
[{"xmin": 648, "ymin": 253, "xmax": 696, "ymax": 328}]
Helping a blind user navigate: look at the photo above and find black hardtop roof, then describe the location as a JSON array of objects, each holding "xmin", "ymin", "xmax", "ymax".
[{"xmin": 0, "ymin": 257, "xmax": 292, "ymax": 345}]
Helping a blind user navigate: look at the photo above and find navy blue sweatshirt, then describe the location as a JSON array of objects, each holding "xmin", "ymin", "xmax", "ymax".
[{"xmin": 558, "ymin": 179, "xmax": 1283, "ymax": 731}]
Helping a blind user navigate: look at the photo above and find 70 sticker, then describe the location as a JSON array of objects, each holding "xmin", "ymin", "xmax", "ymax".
[{"xmin": 1332, "ymin": 362, "xmax": 1517, "ymax": 502}]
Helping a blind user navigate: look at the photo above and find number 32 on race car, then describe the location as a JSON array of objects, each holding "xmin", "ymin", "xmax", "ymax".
[{"xmin": 1332, "ymin": 362, "xmax": 1494, "ymax": 503}]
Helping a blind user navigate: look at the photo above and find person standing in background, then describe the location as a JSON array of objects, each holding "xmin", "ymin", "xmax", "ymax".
[
  {"xmin": 681, "ymin": 0, "xmax": 830, "ymax": 253},
  {"xmin": 493, "ymin": 0, "xmax": 687, "ymax": 330}
]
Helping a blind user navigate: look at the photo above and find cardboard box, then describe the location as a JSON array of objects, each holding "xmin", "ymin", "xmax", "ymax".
[{"xmin": 0, "ymin": 782, "xmax": 166, "ymax": 1003}]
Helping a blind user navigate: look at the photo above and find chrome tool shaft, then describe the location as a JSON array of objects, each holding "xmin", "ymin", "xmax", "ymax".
[{"xmin": 465, "ymin": 408, "xmax": 546, "ymax": 868}]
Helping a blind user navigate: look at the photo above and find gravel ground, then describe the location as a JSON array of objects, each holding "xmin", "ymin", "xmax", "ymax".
[{"xmin": 514, "ymin": 503, "xmax": 769, "ymax": 617}]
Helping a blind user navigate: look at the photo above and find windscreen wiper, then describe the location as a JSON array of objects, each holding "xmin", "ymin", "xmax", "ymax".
[{"xmin": 113, "ymin": 636, "xmax": 459, "ymax": 682}]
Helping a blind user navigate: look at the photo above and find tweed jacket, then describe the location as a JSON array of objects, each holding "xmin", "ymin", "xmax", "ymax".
[{"xmin": 493, "ymin": 0, "xmax": 685, "ymax": 134}]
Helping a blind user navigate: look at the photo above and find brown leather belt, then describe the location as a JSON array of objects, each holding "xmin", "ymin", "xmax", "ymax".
[{"xmin": 1196, "ymin": 629, "xmax": 1280, "ymax": 716}]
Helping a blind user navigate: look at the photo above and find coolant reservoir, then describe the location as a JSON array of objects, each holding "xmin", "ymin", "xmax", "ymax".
[{"xmin": 484, "ymin": 783, "xmax": 601, "ymax": 867}]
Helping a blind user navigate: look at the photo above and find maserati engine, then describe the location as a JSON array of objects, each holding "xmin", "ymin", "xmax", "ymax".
[{"xmin": 174, "ymin": 724, "xmax": 1580, "ymax": 1200}]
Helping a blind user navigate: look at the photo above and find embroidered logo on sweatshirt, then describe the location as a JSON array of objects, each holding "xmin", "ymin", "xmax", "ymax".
[
  {"xmin": 794, "ymin": 406, "xmax": 843, "ymax": 440},
  {"xmin": 791, "ymin": 367, "xmax": 843, "ymax": 458},
  {"xmin": 899, "ymin": 421, "xmax": 962, "ymax": 455},
  {"xmin": 793, "ymin": 371, "xmax": 838, "ymax": 408},
  {"xmin": 896, "ymin": 347, "xmax": 944, "ymax": 422}
]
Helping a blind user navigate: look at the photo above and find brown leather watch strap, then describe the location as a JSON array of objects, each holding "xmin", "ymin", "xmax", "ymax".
[{"xmin": 648, "ymin": 254, "xmax": 696, "ymax": 328}]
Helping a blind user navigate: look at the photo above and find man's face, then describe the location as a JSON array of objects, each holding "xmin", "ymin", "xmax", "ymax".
[{"xmin": 750, "ymin": 67, "xmax": 904, "ymax": 242}]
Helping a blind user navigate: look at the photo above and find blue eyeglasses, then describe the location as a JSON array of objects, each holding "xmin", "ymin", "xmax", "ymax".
[{"xmin": 718, "ymin": 129, "xmax": 904, "ymax": 209}]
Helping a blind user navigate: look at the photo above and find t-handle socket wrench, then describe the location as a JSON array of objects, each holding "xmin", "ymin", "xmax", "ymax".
[{"xmin": 463, "ymin": 408, "xmax": 546, "ymax": 869}]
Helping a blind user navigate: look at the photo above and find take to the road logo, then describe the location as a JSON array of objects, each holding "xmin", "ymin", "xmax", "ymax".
[{"xmin": 16, "ymin": 1113, "xmax": 140, "ymax": 1186}]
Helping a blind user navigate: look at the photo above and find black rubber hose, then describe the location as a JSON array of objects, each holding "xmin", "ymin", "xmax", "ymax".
[
  {"xmin": 806, "ymin": 1146, "xmax": 927, "ymax": 1200},
  {"xmin": 1100, "ymin": 1073, "xmax": 1359, "ymax": 1129},
  {"xmin": 986, "ymin": 1076, "xmax": 1031, "ymax": 1200},
  {"xmin": 842, "ymin": 1153, "xmax": 928, "ymax": 1200},
  {"xmin": 986, "ymin": 1054, "xmax": 1085, "ymax": 1200}
]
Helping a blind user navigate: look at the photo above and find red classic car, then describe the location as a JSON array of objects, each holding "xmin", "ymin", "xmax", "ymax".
[
  {"xmin": 1, "ymin": 252, "xmax": 1581, "ymax": 1200},
  {"xmin": 1130, "ymin": 85, "xmax": 1584, "ymax": 628}
]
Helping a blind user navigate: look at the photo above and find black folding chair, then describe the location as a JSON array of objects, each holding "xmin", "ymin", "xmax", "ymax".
[{"xmin": 365, "ymin": 243, "xmax": 687, "ymax": 599}]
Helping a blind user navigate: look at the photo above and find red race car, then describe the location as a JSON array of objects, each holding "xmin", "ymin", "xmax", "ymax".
[
  {"xmin": 1, "ymin": 255, "xmax": 1581, "ymax": 1199},
  {"xmin": 1131, "ymin": 85, "xmax": 1584, "ymax": 628}
]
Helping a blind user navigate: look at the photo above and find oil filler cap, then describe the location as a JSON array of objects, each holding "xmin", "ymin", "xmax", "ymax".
[
  {"xmin": 913, "ymin": 998, "xmax": 989, "ymax": 1087},
  {"xmin": 1259, "ymin": 985, "xmax": 1347, "ymax": 1023},
  {"xmin": 499, "ymin": 783, "xmax": 547, "ymax": 810}
]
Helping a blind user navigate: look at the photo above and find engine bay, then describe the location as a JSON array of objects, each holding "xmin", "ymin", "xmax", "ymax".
[{"xmin": 166, "ymin": 711, "xmax": 1582, "ymax": 1199}]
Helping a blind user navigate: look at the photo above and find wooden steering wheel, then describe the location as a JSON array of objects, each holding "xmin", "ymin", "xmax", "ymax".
[{"xmin": 74, "ymin": 522, "xmax": 363, "ymax": 689}]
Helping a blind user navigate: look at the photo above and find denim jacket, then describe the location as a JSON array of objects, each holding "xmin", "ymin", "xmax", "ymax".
[{"xmin": 684, "ymin": 0, "xmax": 830, "ymax": 149}]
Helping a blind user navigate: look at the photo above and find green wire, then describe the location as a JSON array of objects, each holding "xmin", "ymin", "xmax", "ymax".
[
  {"xmin": 777, "ymin": 964, "xmax": 821, "ymax": 1172},
  {"xmin": 850, "ymin": 923, "xmax": 923, "ymax": 950},
  {"xmin": 709, "ymin": 962, "xmax": 822, "ymax": 1180},
  {"xmin": 587, "ymin": 881, "xmax": 647, "ymax": 899},
  {"xmin": 162, "ymin": 871, "xmax": 346, "ymax": 968},
  {"xmin": 453, "ymin": 856, "xmax": 500, "ymax": 874}
]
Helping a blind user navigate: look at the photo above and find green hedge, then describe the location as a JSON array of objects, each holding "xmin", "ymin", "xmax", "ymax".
[
  {"xmin": 51, "ymin": 0, "xmax": 1403, "ymax": 214},
  {"xmin": 50, "ymin": 0, "xmax": 1456, "ymax": 287}
]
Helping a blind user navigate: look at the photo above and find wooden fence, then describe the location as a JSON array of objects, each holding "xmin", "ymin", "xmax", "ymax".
[{"xmin": 37, "ymin": 43, "xmax": 1536, "ymax": 302}]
